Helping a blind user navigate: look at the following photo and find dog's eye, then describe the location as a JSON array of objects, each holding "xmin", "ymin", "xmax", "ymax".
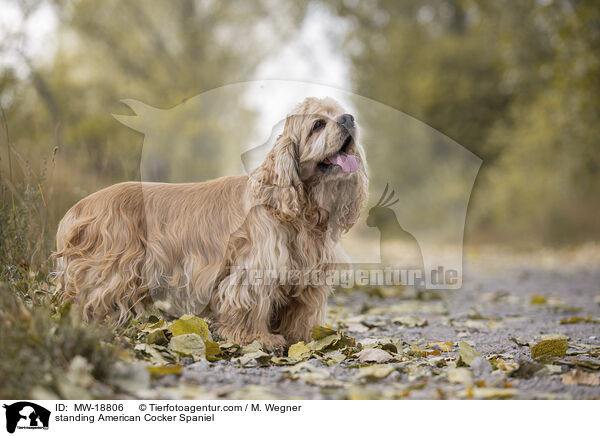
[{"xmin": 312, "ymin": 120, "xmax": 325, "ymax": 131}]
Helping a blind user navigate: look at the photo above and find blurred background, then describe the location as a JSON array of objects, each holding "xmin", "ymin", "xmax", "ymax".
[{"xmin": 1, "ymin": 0, "xmax": 599, "ymax": 277}]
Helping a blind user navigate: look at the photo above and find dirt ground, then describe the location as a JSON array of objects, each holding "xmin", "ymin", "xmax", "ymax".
[{"xmin": 111, "ymin": 245, "xmax": 599, "ymax": 400}]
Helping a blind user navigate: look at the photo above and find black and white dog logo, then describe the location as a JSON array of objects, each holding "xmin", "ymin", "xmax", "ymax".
[{"xmin": 3, "ymin": 402, "xmax": 50, "ymax": 433}]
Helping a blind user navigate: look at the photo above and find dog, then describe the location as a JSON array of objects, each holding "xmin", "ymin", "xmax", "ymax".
[{"xmin": 53, "ymin": 97, "xmax": 368, "ymax": 348}]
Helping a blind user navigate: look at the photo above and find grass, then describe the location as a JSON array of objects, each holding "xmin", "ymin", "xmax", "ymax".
[
  {"xmin": 0, "ymin": 144, "xmax": 120, "ymax": 399},
  {"xmin": 0, "ymin": 285, "xmax": 117, "ymax": 399}
]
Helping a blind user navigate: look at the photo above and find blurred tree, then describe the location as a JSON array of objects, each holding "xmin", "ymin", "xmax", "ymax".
[
  {"xmin": 327, "ymin": 0, "xmax": 600, "ymax": 244},
  {"xmin": 0, "ymin": 0, "xmax": 308, "ymax": 231},
  {"xmin": 2, "ymin": 0, "xmax": 599, "ymax": 246}
]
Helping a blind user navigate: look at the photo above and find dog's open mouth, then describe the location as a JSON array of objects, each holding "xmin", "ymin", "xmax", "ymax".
[{"xmin": 317, "ymin": 135, "xmax": 359, "ymax": 174}]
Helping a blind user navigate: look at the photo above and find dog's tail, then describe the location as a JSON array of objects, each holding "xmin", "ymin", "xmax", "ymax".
[{"xmin": 52, "ymin": 184, "xmax": 150, "ymax": 325}]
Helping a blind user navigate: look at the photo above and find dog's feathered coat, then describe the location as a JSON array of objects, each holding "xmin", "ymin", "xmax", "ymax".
[{"xmin": 54, "ymin": 97, "xmax": 368, "ymax": 348}]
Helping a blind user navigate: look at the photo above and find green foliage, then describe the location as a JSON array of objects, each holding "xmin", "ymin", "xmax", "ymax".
[
  {"xmin": 0, "ymin": 0, "xmax": 309, "ymax": 236},
  {"xmin": 2, "ymin": 1, "xmax": 597, "ymax": 244},
  {"xmin": 330, "ymin": 0, "xmax": 600, "ymax": 244},
  {"xmin": 0, "ymin": 284, "xmax": 117, "ymax": 399},
  {"xmin": 0, "ymin": 144, "xmax": 56, "ymax": 289}
]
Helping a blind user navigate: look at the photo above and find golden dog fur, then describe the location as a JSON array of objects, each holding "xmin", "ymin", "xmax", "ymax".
[{"xmin": 53, "ymin": 97, "xmax": 368, "ymax": 348}]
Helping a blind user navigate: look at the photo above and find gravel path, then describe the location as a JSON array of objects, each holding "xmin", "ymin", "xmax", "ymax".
[{"xmin": 143, "ymin": 246, "xmax": 600, "ymax": 399}]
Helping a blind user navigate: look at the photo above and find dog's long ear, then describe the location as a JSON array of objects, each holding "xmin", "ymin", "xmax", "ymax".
[{"xmin": 250, "ymin": 129, "xmax": 304, "ymax": 220}]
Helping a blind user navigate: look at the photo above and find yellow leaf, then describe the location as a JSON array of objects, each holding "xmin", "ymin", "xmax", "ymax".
[
  {"xmin": 147, "ymin": 365, "xmax": 182, "ymax": 376},
  {"xmin": 531, "ymin": 339, "xmax": 568, "ymax": 359},
  {"xmin": 530, "ymin": 295, "xmax": 547, "ymax": 305},
  {"xmin": 288, "ymin": 341, "xmax": 312, "ymax": 360},
  {"xmin": 312, "ymin": 335, "xmax": 338, "ymax": 351},
  {"xmin": 311, "ymin": 326, "xmax": 337, "ymax": 340},
  {"xmin": 204, "ymin": 341, "xmax": 221, "ymax": 360},
  {"xmin": 560, "ymin": 316, "xmax": 591, "ymax": 324},
  {"xmin": 168, "ymin": 315, "xmax": 212, "ymax": 341},
  {"xmin": 458, "ymin": 341, "xmax": 480, "ymax": 365},
  {"xmin": 428, "ymin": 342, "xmax": 453, "ymax": 352}
]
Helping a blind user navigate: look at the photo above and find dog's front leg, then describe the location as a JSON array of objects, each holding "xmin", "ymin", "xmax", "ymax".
[
  {"xmin": 212, "ymin": 275, "xmax": 286, "ymax": 350},
  {"xmin": 275, "ymin": 285, "xmax": 330, "ymax": 344}
]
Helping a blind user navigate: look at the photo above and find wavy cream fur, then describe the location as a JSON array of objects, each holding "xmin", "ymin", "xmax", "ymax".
[{"xmin": 54, "ymin": 97, "xmax": 368, "ymax": 348}]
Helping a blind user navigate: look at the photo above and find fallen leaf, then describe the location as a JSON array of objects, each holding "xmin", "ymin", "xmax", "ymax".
[
  {"xmin": 380, "ymin": 342, "xmax": 399, "ymax": 353},
  {"xmin": 319, "ymin": 350, "xmax": 347, "ymax": 367},
  {"xmin": 204, "ymin": 341, "xmax": 221, "ymax": 360},
  {"xmin": 168, "ymin": 315, "xmax": 212, "ymax": 341},
  {"xmin": 428, "ymin": 342, "xmax": 454, "ymax": 352},
  {"xmin": 168, "ymin": 333, "xmax": 206, "ymax": 358},
  {"xmin": 238, "ymin": 350, "xmax": 270, "ymax": 365},
  {"xmin": 288, "ymin": 341, "xmax": 312, "ymax": 360},
  {"xmin": 447, "ymin": 367, "xmax": 474, "ymax": 386},
  {"xmin": 531, "ymin": 339, "xmax": 568, "ymax": 359},
  {"xmin": 134, "ymin": 343, "xmax": 175, "ymax": 365},
  {"xmin": 147, "ymin": 365, "xmax": 182, "ymax": 377},
  {"xmin": 311, "ymin": 326, "xmax": 338, "ymax": 340},
  {"xmin": 219, "ymin": 342, "xmax": 241, "ymax": 354},
  {"xmin": 233, "ymin": 341, "xmax": 270, "ymax": 365},
  {"xmin": 241, "ymin": 340, "xmax": 264, "ymax": 354},
  {"xmin": 458, "ymin": 340, "xmax": 481, "ymax": 365},
  {"xmin": 357, "ymin": 348, "xmax": 394, "ymax": 363},
  {"xmin": 539, "ymin": 334, "xmax": 570, "ymax": 341},
  {"xmin": 146, "ymin": 329, "xmax": 168, "ymax": 345},
  {"xmin": 359, "ymin": 337, "xmax": 398, "ymax": 353},
  {"xmin": 392, "ymin": 316, "xmax": 428, "ymax": 328},
  {"xmin": 556, "ymin": 357, "xmax": 600, "ymax": 370},
  {"xmin": 359, "ymin": 364, "xmax": 396, "ymax": 381},
  {"xmin": 491, "ymin": 358, "xmax": 519, "ymax": 373},
  {"xmin": 560, "ymin": 316, "xmax": 591, "ymax": 324},
  {"xmin": 310, "ymin": 334, "xmax": 338, "ymax": 351},
  {"xmin": 406, "ymin": 345, "xmax": 428, "ymax": 358},
  {"xmin": 530, "ymin": 295, "xmax": 547, "ymax": 305},
  {"xmin": 139, "ymin": 319, "xmax": 166, "ymax": 333}
]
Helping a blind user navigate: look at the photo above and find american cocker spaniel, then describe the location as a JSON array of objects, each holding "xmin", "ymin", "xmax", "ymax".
[{"xmin": 54, "ymin": 97, "xmax": 368, "ymax": 349}]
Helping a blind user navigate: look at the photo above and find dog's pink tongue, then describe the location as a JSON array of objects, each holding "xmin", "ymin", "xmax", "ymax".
[{"xmin": 329, "ymin": 152, "xmax": 359, "ymax": 173}]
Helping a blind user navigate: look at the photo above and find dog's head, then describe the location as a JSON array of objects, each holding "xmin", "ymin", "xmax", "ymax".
[{"xmin": 251, "ymin": 97, "xmax": 368, "ymax": 235}]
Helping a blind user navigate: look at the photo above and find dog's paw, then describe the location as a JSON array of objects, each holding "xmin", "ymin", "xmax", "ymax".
[
  {"xmin": 282, "ymin": 330, "xmax": 312, "ymax": 345},
  {"xmin": 255, "ymin": 333, "xmax": 287, "ymax": 351}
]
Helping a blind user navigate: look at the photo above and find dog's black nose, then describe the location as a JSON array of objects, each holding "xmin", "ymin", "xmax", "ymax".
[{"xmin": 337, "ymin": 113, "xmax": 354, "ymax": 129}]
